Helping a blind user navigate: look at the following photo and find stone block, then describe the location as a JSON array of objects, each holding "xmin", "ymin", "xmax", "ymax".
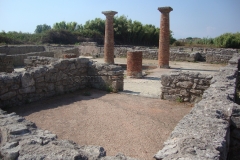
[
  {"xmin": 190, "ymin": 89, "xmax": 202, "ymax": 94},
  {"xmin": 19, "ymin": 86, "xmax": 35, "ymax": 94},
  {"xmin": 180, "ymin": 89, "xmax": 189, "ymax": 96},
  {"xmin": 176, "ymin": 81, "xmax": 193, "ymax": 88},
  {"xmin": 0, "ymin": 91, "xmax": 16, "ymax": 100},
  {"xmin": 21, "ymin": 72, "xmax": 35, "ymax": 88}
]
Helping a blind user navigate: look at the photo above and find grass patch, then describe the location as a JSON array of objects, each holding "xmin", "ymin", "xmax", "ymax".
[{"xmin": 176, "ymin": 97, "xmax": 183, "ymax": 103}]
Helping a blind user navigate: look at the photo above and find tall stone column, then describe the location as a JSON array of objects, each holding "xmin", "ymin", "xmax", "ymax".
[
  {"xmin": 158, "ymin": 7, "xmax": 173, "ymax": 68},
  {"xmin": 102, "ymin": 11, "xmax": 117, "ymax": 64}
]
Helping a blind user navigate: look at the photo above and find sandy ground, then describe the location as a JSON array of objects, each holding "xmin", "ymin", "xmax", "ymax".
[{"xmin": 6, "ymin": 90, "xmax": 193, "ymax": 160}]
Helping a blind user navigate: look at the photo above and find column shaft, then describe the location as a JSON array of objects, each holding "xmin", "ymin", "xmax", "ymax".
[
  {"xmin": 102, "ymin": 11, "xmax": 117, "ymax": 64},
  {"xmin": 158, "ymin": 7, "xmax": 173, "ymax": 68}
]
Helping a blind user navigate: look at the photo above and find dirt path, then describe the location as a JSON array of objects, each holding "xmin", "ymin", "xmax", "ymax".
[{"xmin": 7, "ymin": 90, "xmax": 192, "ymax": 160}]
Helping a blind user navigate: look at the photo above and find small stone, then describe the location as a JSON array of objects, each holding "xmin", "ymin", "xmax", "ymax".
[{"xmin": 8, "ymin": 124, "xmax": 29, "ymax": 135}]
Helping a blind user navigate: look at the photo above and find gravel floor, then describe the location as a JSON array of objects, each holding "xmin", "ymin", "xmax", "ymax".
[{"xmin": 6, "ymin": 89, "xmax": 193, "ymax": 160}]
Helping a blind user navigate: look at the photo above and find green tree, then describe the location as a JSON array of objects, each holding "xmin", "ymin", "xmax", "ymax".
[
  {"xmin": 53, "ymin": 21, "xmax": 67, "ymax": 30},
  {"xmin": 66, "ymin": 22, "xmax": 78, "ymax": 32},
  {"xmin": 214, "ymin": 32, "xmax": 240, "ymax": 48},
  {"xmin": 34, "ymin": 24, "xmax": 51, "ymax": 33},
  {"xmin": 84, "ymin": 18, "xmax": 105, "ymax": 35}
]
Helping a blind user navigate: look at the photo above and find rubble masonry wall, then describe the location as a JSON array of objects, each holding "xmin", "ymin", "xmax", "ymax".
[
  {"xmin": 154, "ymin": 53, "xmax": 240, "ymax": 160},
  {"xmin": 0, "ymin": 57, "xmax": 124, "ymax": 108},
  {"xmin": 0, "ymin": 54, "xmax": 14, "ymax": 73},
  {"xmin": 161, "ymin": 71, "xmax": 212, "ymax": 103}
]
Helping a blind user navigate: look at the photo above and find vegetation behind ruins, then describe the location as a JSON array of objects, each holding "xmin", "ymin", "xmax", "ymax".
[
  {"xmin": 0, "ymin": 15, "xmax": 239, "ymax": 48},
  {"xmin": 173, "ymin": 32, "xmax": 240, "ymax": 48}
]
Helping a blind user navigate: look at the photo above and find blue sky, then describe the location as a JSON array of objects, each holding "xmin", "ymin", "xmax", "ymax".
[{"xmin": 0, "ymin": 0, "xmax": 239, "ymax": 39}]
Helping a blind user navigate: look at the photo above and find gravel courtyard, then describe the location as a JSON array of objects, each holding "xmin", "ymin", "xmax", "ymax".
[{"xmin": 7, "ymin": 89, "xmax": 192, "ymax": 160}]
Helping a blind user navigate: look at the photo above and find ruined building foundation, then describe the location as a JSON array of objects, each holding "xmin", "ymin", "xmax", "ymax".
[
  {"xmin": 127, "ymin": 51, "xmax": 143, "ymax": 78},
  {"xmin": 102, "ymin": 11, "xmax": 117, "ymax": 64},
  {"xmin": 158, "ymin": 7, "xmax": 173, "ymax": 68}
]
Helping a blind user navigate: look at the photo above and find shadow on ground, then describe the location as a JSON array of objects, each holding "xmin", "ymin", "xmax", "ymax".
[{"xmin": 4, "ymin": 89, "xmax": 109, "ymax": 117}]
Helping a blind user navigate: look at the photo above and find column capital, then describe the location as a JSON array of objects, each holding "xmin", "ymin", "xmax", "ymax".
[
  {"xmin": 158, "ymin": 7, "xmax": 173, "ymax": 13},
  {"xmin": 102, "ymin": 11, "xmax": 118, "ymax": 17}
]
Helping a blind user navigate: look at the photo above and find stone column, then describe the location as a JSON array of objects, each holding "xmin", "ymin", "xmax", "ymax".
[
  {"xmin": 102, "ymin": 11, "xmax": 118, "ymax": 64},
  {"xmin": 158, "ymin": 7, "xmax": 173, "ymax": 68}
]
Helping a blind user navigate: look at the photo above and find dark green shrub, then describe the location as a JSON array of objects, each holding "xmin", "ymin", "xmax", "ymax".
[{"xmin": 41, "ymin": 30, "xmax": 77, "ymax": 44}]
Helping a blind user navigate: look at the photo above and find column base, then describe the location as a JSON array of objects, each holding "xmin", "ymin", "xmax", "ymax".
[{"xmin": 158, "ymin": 65, "xmax": 170, "ymax": 69}]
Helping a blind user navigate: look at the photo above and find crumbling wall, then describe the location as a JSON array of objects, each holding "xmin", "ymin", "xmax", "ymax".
[
  {"xmin": 206, "ymin": 51, "xmax": 234, "ymax": 64},
  {"xmin": 0, "ymin": 110, "xmax": 136, "ymax": 160},
  {"xmin": 9, "ymin": 51, "xmax": 55, "ymax": 67},
  {"xmin": 0, "ymin": 58, "xmax": 89, "ymax": 107},
  {"xmin": 154, "ymin": 53, "xmax": 240, "ymax": 160},
  {"xmin": 161, "ymin": 71, "xmax": 212, "ymax": 103},
  {"xmin": 0, "ymin": 57, "xmax": 124, "ymax": 108},
  {"xmin": 88, "ymin": 62, "xmax": 124, "ymax": 92},
  {"xmin": 78, "ymin": 44, "xmax": 102, "ymax": 57},
  {"xmin": 24, "ymin": 56, "xmax": 59, "ymax": 70},
  {"xmin": 0, "ymin": 54, "xmax": 14, "ymax": 73},
  {"xmin": 170, "ymin": 51, "xmax": 202, "ymax": 62},
  {"xmin": 44, "ymin": 45, "xmax": 75, "ymax": 52},
  {"xmin": 54, "ymin": 47, "xmax": 79, "ymax": 58},
  {"xmin": 0, "ymin": 45, "xmax": 45, "ymax": 55}
]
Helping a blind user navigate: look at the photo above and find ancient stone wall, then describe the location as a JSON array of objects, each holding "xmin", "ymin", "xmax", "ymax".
[
  {"xmin": 24, "ymin": 56, "xmax": 59, "ymax": 70},
  {"xmin": 0, "ymin": 45, "xmax": 45, "ymax": 55},
  {"xmin": 154, "ymin": 53, "xmax": 240, "ymax": 160},
  {"xmin": 53, "ymin": 47, "xmax": 79, "ymax": 58},
  {"xmin": 44, "ymin": 45, "xmax": 75, "ymax": 52},
  {"xmin": 1, "ymin": 45, "xmax": 238, "ymax": 64},
  {"xmin": 0, "ymin": 54, "xmax": 14, "ymax": 73},
  {"xmin": 81, "ymin": 45, "xmax": 236, "ymax": 63},
  {"xmin": 9, "ymin": 51, "xmax": 55, "ymax": 67},
  {"xmin": 78, "ymin": 45, "xmax": 102, "ymax": 57},
  {"xmin": 170, "ymin": 51, "xmax": 202, "ymax": 62},
  {"xmin": 0, "ymin": 109, "xmax": 136, "ymax": 160},
  {"xmin": 161, "ymin": 71, "xmax": 212, "ymax": 103},
  {"xmin": 0, "ymin": 57, "xmax": 124, "ymax": 108},
  {"xmin": 88, "ymin": 62, "xmax": 124, "ymax": 92},
  {"xmin": 206, "ymin": 51, "xmax": 234, "ymax": 63}
]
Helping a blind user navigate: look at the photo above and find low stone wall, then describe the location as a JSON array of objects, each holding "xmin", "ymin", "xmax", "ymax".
[
  {"xmin": 206, "ymin": 52, "xmax": 234, "ymax": 63},
  {"xmin": 78, "ymin": 44, "xmax": 102, "ymax": 57},
  {"xmin": 0, "ymin": 45, "xmax": 45, "ymax": 55},
  {"xmin": 78, "ymin": 44, "xmax": 238, "ymax": 63},
  {"xmin": 88, "ymin": 62, "xmax": 124, "ymax": 92},
  {"xmin": 0, "ymin": 110, "xmax": 136, "ymax": 160},
  {"xmin": 0, "ymin": 57, "xmax": 124, "ymax": 108},
  {"xmin": 161, "ymin": 71, "xmax": 212, "ymax": 103},
  {"xmin": 170, "ymin": 51, "xmax": 202, "ymax": 62},
  {"xmin": 0, "ymin": 54, "xmax": 14, "ymax": 73},
  {"xmin": 44, "ymin": 45, "xmax": 75, "ymax": 52},
  {"xmin": 54, "ymin": 48, "xmax": 79, "ymax": 58},
  {"xmin": 24, "ymin": 56, "xmax": 59, "ymax": 70},
  {"xmin": 1, "ymin": 45, "xmax": 238, "ymax": 64},
  {"xmin": 9, "ymin": 51, "xmax": 55, "ymax": 67},
  {"xmin": 154, "ymin": 53, "xmax": 240, "ymax": 160},
  {"xmin": 24, "ymin": 56, "xmax": 124, "ymax": 92}
]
